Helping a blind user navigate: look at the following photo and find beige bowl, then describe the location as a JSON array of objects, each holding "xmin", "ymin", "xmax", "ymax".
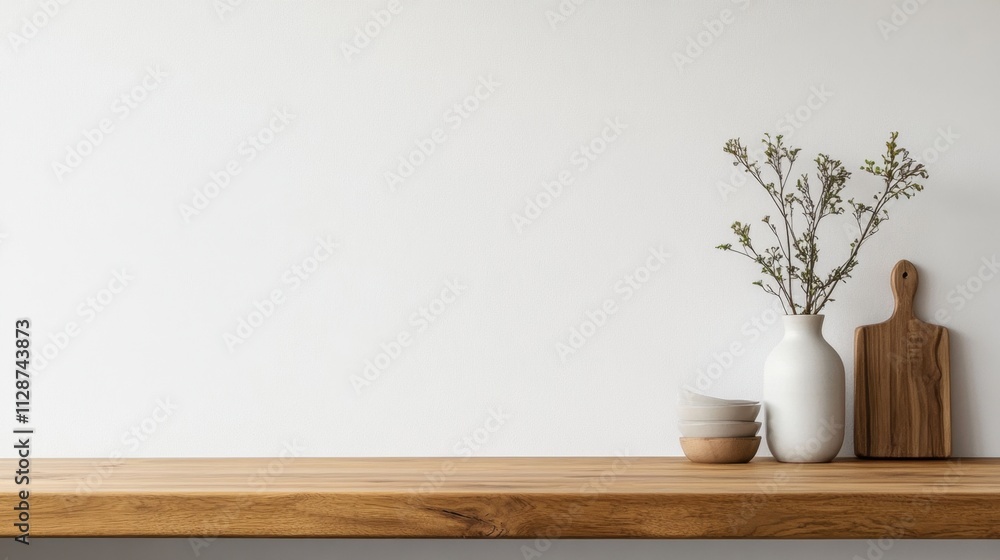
[{"xmin": 680, "ymin": 436, "xmax": 761, "ymax": 463}]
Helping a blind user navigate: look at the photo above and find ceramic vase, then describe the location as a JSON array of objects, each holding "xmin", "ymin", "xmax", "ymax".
[{"xmin": 763, "ymin": 314, "xmax": 845, "ymax": 462}]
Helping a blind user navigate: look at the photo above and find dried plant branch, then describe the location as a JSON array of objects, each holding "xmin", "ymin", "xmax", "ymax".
[{"xmin": 716, "ymin": 132, "xmax": 928, "ymax": 315}]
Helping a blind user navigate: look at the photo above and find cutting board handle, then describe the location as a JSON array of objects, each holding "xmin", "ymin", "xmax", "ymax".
[{"xmin": 890, "ymin": 259, "xmax": 918, "ymax": 320}]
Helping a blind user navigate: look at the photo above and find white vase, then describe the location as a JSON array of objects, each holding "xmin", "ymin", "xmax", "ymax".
[{"xmin": 763, "ymin": 314, "xmax": 845, "ymax": 462}]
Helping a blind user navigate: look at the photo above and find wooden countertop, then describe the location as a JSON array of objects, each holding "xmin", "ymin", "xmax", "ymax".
[{"xmin": 2, "ymin": 457, "xmax": 998, "ymax": 538}]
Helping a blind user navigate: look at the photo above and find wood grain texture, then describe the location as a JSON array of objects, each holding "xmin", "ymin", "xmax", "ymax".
[
  {"xmin": 855, "ymin": 259, "xmax": 952, "ymax": 458},
  {"xmin": 2, "ymin": 457, "xmax": 997, "ymax": 538}
]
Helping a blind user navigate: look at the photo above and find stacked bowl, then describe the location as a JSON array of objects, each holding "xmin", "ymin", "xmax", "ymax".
[{"xmin": 678, "ymin": 390, "xmax": 761, "ymax": 463}]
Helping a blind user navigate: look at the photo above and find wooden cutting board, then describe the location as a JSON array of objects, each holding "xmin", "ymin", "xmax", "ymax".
[{"xmin": 854, "ymin": 259, "xmax": 951, "ymax": 458}]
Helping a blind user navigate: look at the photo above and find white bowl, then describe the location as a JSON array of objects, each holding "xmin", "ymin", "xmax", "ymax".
[
  {"xmin": 679, "ymin": 421, "xmax": 762, "ymax": 438},
  {"xmin": 679, "ymin": 389, "xmax": 758, "ymax": 406},
  {"xmin": 678, "ymin": 403, "xmax": 761, "ymax": 422}
]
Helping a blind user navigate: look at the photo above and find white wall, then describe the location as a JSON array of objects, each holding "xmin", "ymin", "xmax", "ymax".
[{"xmin": 2, "ymin": 0, "xmax": 999, "ymax": 557}]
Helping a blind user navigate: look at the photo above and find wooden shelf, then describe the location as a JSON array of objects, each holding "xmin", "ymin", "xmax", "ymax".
[{"xmin": 2, "ymin": 457, "xmax": 999, "ymax": 538}]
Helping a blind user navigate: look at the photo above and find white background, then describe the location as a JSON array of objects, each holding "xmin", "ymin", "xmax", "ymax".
[{"xmin": 2, "ymin": 0, "xmax": 999, "ymax": 558}]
